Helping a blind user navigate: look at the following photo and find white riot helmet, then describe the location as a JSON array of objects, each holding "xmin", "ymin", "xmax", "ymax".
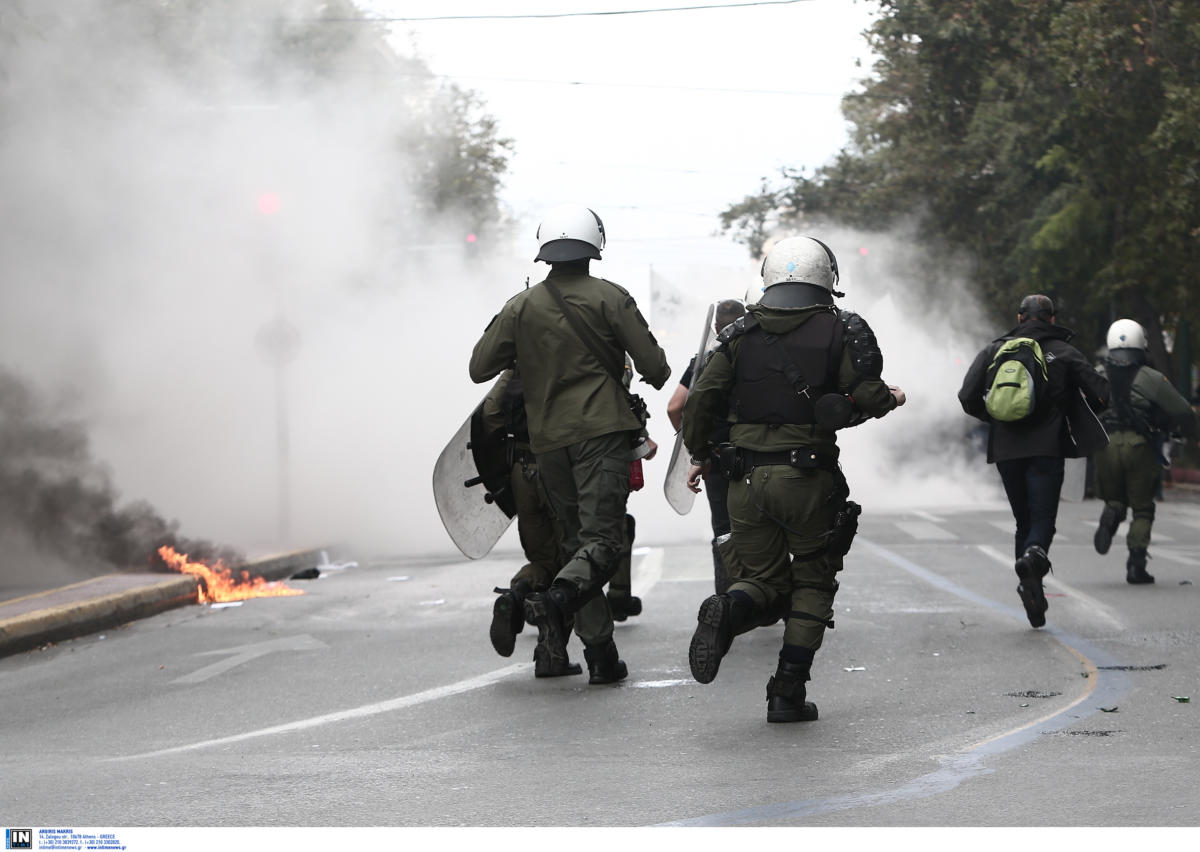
[
  {"xmin": 761, "ymin": 236, "xmax": 841, "ymax": 294},
  {"xmin": 1107, "ymin": 318, "xmax": 1147, "ymax": 351},
  {"xmin": 534, "ymin": 205, "xmax": 605, "ymax": 263},
  {"xmin": 744, "ymin": 281, "xmax": 763, "ymax": 305}
]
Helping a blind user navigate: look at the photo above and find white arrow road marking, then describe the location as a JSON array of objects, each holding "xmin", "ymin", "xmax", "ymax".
[{"xmin": 172, "ymin": 635, "xmax": 329, "ymax": 685}]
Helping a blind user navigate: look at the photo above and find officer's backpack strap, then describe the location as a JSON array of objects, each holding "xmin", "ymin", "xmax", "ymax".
[{"xmin": 544, "ymin": 279, "xmax": 648, "ymax": 426}]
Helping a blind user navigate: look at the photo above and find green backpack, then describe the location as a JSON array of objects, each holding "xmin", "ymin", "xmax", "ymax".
[{"xmin": 985, "ymin": 337, "xmax": 1049, "ymax": 422}]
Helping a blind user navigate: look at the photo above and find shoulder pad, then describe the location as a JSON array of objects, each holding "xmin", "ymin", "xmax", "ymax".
[
  {"xmin": 840, "ymin": 310, "xmax": 883, "ymax": 379},
  {"xmin": 717, "ymin": 314, "xmax": 759, "ymax": 345}
]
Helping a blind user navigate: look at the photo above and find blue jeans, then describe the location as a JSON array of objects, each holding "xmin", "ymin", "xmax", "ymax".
[{"xmin": 996, "ymin": 456, "xmax": 1065, "ymax": 560}]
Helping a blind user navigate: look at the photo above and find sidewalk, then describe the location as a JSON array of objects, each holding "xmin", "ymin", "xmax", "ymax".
[{"xmin": 0, "ymin": 548, "xmax": 328, "ymax": 659}]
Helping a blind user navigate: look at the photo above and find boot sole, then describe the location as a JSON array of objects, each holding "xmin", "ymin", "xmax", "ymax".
[
  {"xmin": 1094, "ymin": 507, "xmax": 1120, "ymax": 555},
  {"xmin": 489, "ymin": 595, "xmax": 520, "ymax": 657},
  {"xmin": 768, "ymin": 701, "xmax": 818, "ymax": 723},
  {"xmin": 689, "ymin": 596, "xmax": 731, "ymax": 684},
  {"xmin": 1015, "ymin": 579, "xmax": 1047, "ymax": 628}
]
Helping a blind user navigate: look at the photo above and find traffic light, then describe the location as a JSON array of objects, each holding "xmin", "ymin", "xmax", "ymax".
[{"xmin": 257, "ymin": 192, "xmax": 281, "ymax": 215}]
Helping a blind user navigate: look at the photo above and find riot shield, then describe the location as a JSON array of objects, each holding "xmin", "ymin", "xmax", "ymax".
[
  {"xmin": 664, "ymin": 301, "xmax": 720, "ymax": 515},
  {"xmin": 432, "ymin": 396, "xmax": 517, "ymax": 559}
]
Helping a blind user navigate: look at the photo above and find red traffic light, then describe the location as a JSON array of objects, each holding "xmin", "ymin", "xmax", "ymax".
[
  {"xmin": 465, "ymin": 233, "xmax": 477, "ymax": 244},
  {"xmin": 257, "ymin": 193, "xmax": 281, "ymax": 215}
]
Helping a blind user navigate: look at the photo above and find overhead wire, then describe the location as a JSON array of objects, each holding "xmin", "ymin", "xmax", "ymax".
[{"xmin": 340, "ymin": 1, "xmax": 813, "ymax": 24}]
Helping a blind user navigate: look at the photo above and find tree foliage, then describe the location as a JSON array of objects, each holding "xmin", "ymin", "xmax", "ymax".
[{"xmin": 723, "ymin": 0, "xmax": 1200, "ymax": 376}]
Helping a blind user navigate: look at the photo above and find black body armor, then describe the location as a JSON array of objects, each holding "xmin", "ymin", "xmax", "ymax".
[{"xmin": 729, "ymin": 309, "xmax": 843, "ymax": 426}]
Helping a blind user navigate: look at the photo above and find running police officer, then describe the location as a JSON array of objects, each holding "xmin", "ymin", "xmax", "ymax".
[
  {"xmin": 469, "ymin": 205, "xmax": 670, "ymax": 684},
  {"xmin": 682, "ymin": 236, "xmax": 905, "ymax": 723},
  {"xmin": 1093, "ymin": 319, "xmax": 1199, "ymax": 583}
]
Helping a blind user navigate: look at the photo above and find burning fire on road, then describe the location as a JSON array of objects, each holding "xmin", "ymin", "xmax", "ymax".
[{"xmin": 158, "ymin": 545, "xmax": 305, "ymax": 604}]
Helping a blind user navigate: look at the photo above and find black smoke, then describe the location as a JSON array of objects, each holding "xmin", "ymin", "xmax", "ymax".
[{"xmin": 0, "ymin": 367, "xmax": 241, "ymax": 579}]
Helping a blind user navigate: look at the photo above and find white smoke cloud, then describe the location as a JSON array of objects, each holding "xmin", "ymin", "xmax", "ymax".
[{"xmin": 0, "ymin": 0, "xmax": 512, "ymax": 561}]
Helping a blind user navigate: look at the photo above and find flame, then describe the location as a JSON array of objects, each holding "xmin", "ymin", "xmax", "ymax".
[{"xmin": 158, "ymin": 546, "xmax": 305, "ymax": 603}]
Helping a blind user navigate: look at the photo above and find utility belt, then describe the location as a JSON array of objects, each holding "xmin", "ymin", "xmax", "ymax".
[{"xmin": 713, "ymin": 443, "xmax": 838, "ymax": 480}]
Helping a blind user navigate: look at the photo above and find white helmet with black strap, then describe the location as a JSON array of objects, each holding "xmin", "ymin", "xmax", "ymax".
[
  {"xmin": 1106, "ymin": 318, "xmax": 1147, "ymax": 351},
  {"xmin": 534, "ymin": 205, "xmax": 606, "ymax": 263},
  {"xmin": 758, "ymin": 236, "xmax": 844, "ymax": 307}
]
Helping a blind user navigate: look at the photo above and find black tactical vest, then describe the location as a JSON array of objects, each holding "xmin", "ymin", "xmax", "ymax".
[
  {"xmin": 732, "ymin": 309, "xmax": 843, "ymax": 425},
  {"xmin": 1101, "ymin": 359, "xmax": 1154, "ymax": 438}
]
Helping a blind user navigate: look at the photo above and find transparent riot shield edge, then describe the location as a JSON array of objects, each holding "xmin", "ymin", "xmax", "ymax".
[
  {"xmin": 664, "ymin": 301, "xmax": 719, "ymax": 515},
  {"xmin": 431, "ymin": 396, "xmax": 516, "ymax": 559}
]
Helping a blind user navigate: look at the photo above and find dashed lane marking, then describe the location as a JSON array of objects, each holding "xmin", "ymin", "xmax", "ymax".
[{"xmin": 893, "ymin": 521, "xmax": 957, "ymax": 541}]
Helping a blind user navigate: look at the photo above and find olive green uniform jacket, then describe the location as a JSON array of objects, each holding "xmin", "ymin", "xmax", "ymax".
[{"xmin": 470, "ymin": 267, "xmax": 671, "ymax": 453}]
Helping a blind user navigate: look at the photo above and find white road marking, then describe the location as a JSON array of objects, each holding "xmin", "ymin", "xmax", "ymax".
[
  {"xmin": 988, "ymin": 520, "xmax": 1069, "ymax": 542},
  {"xmin": 117, "ymin": 662, "xmax": 530, "ymax": 760},
  {"xmin": 910, "ymin": 510, "xmax": 945, "ymax": 523},
  {"xmin": 634, "ymin": 546, "xmax": 664, "ymax": 597},
  {"xmin": 894, "ymin": 521, "xmax": 957, "ymax": 541},
  {"xmin": 1153, "ymin": 547, "xmax": 1200, "ymax": 566},
  {"xmin": 172, "ymin": 635, "xmax": 329, "ymax": 685},
  {"xmin": 976, "ymin": 545, "xmax": 1125, "ymax": 630}
]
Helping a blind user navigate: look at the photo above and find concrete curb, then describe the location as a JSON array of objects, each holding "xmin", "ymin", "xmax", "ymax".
[
  {"xmin": 0, "ymin": 547, "xmax": 330, "ymax": 660},
  {"xmin": 0, "ymin": 575, "xmax": 200, "ymax": 657}
]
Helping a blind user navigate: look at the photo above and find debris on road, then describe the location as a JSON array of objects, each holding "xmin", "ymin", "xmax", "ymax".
[{"xmin": 1100, "ymin": 706, "xmax": 1119, "ymax": 713}]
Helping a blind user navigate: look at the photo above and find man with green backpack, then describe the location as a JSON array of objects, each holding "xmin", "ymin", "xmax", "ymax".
[{"xmin": 958, "ymin": 294, "xmax": 1109, "ymax": 628}]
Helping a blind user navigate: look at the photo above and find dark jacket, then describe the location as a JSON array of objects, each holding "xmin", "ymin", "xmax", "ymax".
[{"xmin": 958, "ymin": 319, "xmax": 1110, "ymax": 463}]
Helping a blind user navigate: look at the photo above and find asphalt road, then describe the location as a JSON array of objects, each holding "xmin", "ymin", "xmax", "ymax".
[{"xmin": 1, "ymin": 499, "xmax": 1197, "ymax": 828}]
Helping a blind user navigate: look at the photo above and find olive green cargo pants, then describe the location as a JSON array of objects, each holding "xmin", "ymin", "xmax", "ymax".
[
  {"xmin": 535, "ymin": 432, "xmax": 630, "ymax": 645},
  {"xmin": 722, "ymin": 464, "xmax": 842, "ymax": 652},
  {"xmin": 507, "ymin": 458, "xmax": 564, "ymax": 591},
  {"xmin": 1093, "ymin": 432, "xmax": 1160, "ymax": 551}
]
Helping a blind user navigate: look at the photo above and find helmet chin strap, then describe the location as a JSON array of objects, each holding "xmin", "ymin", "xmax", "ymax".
[{"xmin": 760, "ymin": 282, "xmax": 835, "ymax": 308}]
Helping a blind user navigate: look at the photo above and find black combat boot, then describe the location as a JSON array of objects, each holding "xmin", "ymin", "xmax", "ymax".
[
  {"xmin": 489, "ymin": 581, "xmax": 530, "ymax": 658},
  {"xmin": 688, "ymin": 593, "xmax": 755, "ymax": 684},
  {"xmin": 1094, "ymin": 505, "xmax": 1123, "ymax": 555},
  {"xmin": 1126, "ymin": 548, "xmax": 1155, "ymax": 584},
  {"xmin": 766, "ymin": 660, "xmax": 818, "ymax": 723},
  {"xmin": 523, "ymin": 591, "xmax": 582, "ymax": 677},
  {"xmin": 583, "ymin": 639, "xmax": 628, "ymax": 685},
  {"xmin": 606, "ymin": 592, "xmax": 642, "ymax": 621},
  {"xmin": 1015, "ymin": 545, "xmax": 1050, "ymax": 628}
]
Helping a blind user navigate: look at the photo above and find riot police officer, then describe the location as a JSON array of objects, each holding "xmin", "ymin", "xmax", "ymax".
[
  {"xmin": 681, "ymin": 236, "xmax": 905, "ymax": 723},
  {"xmin": 1093, "ymin": 319, "xmax": 1198, "ymax": 583},
  {"xmin": 470, "ymin": 205, "xmax": 670, "ymax": 685}
]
